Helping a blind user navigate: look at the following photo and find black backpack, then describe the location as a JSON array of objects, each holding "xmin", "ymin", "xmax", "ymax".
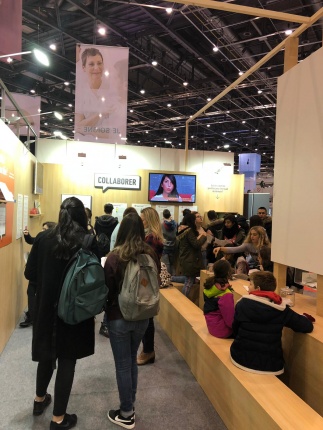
[
  {"xmin": 97, "ymin": 232, "xmax": 111, "ymax": 256},
  {"xmin": 58, "ymin": 235, "xmax": 108, "ymax": 325}
]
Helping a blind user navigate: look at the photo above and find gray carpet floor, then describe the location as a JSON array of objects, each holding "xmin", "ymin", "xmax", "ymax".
[{"xmin": 0, "ymin": 313, "xmax": 227, "ymax": 430}]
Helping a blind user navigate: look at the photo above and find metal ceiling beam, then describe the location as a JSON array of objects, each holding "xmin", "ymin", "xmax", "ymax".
[{"xmin": 165, "ymin": 0, "xmax": 310, "ymax": 24}]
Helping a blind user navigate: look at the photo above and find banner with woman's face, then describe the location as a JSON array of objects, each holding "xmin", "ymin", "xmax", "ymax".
[{"xmin": 74, "ymin": 44, "xmax": 129, "ymax": 144}]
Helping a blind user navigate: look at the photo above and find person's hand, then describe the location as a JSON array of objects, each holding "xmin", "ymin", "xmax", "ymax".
[
  {"xmin": 213, "ymin": 247, "xmax": 221, "ymax": 255},
  {"xmin": 23, "ymin": 226, "xmax": 29, "ymax": 236}
]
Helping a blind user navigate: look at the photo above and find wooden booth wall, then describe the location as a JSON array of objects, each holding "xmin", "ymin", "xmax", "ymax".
[
  {"xmin": 41, "ymin": 164, "xmax": 244, "ymax": 223},
  {"xmin": 0, "ymin": 121, "xmax": 36, "ymax": 354}
]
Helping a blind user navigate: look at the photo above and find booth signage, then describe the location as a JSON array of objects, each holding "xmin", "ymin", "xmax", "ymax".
[{"xmin": 95, "ymin": 173, "xmax": 141, "ymax": 192}]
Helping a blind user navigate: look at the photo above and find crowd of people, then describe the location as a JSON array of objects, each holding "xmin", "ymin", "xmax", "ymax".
[{"xmin": 21, "ymin": 200, "xmax": 313, "ymax": 429}]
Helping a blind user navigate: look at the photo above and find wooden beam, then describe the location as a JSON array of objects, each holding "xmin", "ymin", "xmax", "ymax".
[
  {"xmin": 166, "ymin": 0, "xmax": 310, "ymax": 24},
  {"xmin": 284, "ymin": 37, "xmax": 299, "ymax": 73}
]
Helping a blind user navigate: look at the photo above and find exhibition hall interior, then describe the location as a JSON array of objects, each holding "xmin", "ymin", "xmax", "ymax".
[{"xmin": 1, "ymin": 1, "xmax": 323, "ymax": 430}]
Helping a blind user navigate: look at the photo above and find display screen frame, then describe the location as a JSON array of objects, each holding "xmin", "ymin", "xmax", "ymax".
[{"xmin": 148, "ymin": 172, "xmax": 196, "ymax": 203}]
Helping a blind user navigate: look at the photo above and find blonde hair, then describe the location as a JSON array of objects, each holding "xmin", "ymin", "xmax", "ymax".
[
  {"xmin": 141, "ymin": 207, "xmax": 164, "ymax": 242},
  {"xmin": 244, "ymin": 226, "xmax": 270, "ymax": 251}
]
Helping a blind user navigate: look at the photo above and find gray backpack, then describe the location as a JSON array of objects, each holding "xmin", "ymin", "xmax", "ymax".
[{"xmin": 118, "ymin": 253, "xmax": 160, "ymax": 321}]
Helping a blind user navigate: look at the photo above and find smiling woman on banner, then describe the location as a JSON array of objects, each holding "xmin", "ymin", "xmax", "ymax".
[{"xmin": 74, "ymin": 46, "xmax": 127, "ymax": 142}]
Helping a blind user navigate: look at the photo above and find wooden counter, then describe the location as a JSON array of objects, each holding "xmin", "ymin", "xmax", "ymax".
[{"xmin": 199, "ymin": 269, "xmax": 323, "ymax": 416}]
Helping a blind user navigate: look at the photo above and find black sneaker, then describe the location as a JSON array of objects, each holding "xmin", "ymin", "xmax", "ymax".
[
  {"xmin": 49, "ymin": 413, "xmax": 77, "ymax": 429},
  {"xmin": 108, "ymin": 409, "xmax": 135, "ymax": 429},
  {"xmin": 20, "ymin": 312, "xmax": 32, "ymax": 328},
  {"xmin": 33, "ymin": 393, "xmax": 51, "ymax": 416},
  {"xmin": 99, "ymin": 323, "xmax": 109, "ymax": 338}
]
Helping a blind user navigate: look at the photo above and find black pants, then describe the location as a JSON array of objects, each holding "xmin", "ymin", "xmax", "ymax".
[
  {"xmin": 36, "ymin": 358, "xmax": 76, "ymax": 416},
  {"xmin": 142, "ymin": 317, "xmax": 155, "ymax": 353},
  {"xmin": 27, "ymin": 282, "xmax": 37, "ymax": 320}
]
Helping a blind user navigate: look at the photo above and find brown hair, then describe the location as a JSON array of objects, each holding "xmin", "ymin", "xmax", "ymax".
[{"xmin": 250, "ymin": 271, "xmax": 276, "ymax": 291}]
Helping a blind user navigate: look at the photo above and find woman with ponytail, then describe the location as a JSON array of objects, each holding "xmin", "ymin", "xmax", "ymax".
[{"xmin": 25, "ymin": 197, "xmax": 98, "ymax": 430}]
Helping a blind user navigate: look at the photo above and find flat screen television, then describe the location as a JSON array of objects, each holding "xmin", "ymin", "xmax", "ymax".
[
  {"xmin": 148, "ymin": 173, "xmax": 196, "ymax": 203},
  {"xmin": 33, "ymin": 161, "xmax": 44, "ymax": 195}
]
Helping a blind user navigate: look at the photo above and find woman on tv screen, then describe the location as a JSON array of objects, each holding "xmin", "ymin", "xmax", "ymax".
[{"xmin": 151, "ymin": 174, "xmax": 182, "ymax": 202}]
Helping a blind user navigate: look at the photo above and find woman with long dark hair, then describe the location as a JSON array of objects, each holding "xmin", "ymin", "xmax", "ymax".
[
  {"xmin": 214, "ymin": 214, "xmax": 246, "ymax": 246},
  {"xmin": 151, "ymin": 174, "xmax": 182, "ymax": 202},
  {"xmin": 104, "ymin": 213, "xmax": 160, "ymax": 428},
  {"xmin": 177, "ymin": 212, "xmax": 207, "ymax": 297},
  {"xmin": 25, "ymin": 197, "xmax": 97, "ymax": 430}
]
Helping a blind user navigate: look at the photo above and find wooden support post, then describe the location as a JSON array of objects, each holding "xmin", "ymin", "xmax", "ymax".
[
  {"xmin": 284, "ymin": 37, "xmax": 299, "ymax": 73},
  {"xmin": 273, "ymin": 262, "xmax": 288, "ymax": 291},
  {"xmin": 316, "ymin": 274, "xmax": 323, "ymax": 316}
]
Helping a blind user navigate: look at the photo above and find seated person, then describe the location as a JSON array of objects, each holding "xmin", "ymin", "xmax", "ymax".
[
  {"xmin": 151, "ymin": 174, "xmax": 183, "ymax": 202},
  {"xmin": 203, "ymin": 260, "xmax": 234, "ymax": 338},
  {"xmin": 258, "ymin": 245, "xmax": 273, "ymax": 272},
  {"xmin": 230, "ymin": 271, "xmax": 314, "ymax": 374}
]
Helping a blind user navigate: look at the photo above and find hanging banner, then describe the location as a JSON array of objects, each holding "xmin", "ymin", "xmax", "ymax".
[
  {"xmin": 5, "ymin": 93, "xmax": 41, "ymax": 137},
  {"xmin": 0, "ymin": 0, "xmax": 22, "ymax": 60},
  {"xmin": 74, "ymin": 44, "xmax": 129, "ymax": 144}
]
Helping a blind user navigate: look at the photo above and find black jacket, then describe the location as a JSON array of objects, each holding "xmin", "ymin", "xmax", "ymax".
[
  {"xmin": 94, "ymin": 215, "xmax": 118, "ymax": 240},
  {"xmin": 24, "ymin": 229, "xmax": 96, "ymax": 362},
  {"xmin": 230, "ymin": 295, "xmax": 313, "ymax": 374}
]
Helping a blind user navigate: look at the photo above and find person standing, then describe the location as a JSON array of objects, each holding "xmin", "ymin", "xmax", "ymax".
[
  {"xmin": 20, "ymin": 221, "xmax": 56, "ymax": 328},
  {"xmin": 95, "ymin": 203, "xmax": 119, "ymax": 338},
  {"xmin": 104, "ymin": 213, "xmax": 160, "ymax": 429},
  {"xmin": 177, "ymin": 212, "xmax": 207, "ymax": 297},
  {"xmin": 24, "ymin": 197, "xmax": 97, "ymax": 430},
  {"xmin": 137, "ymin": 207, "xmax": 164, "ymax": 366},
  {"xmin": 257, "ymin": 206, "xmax": 272, "ymax": 241},
  {"xmin": 161, "ymin": 209, "xmax": 177, "ymax": 275}
]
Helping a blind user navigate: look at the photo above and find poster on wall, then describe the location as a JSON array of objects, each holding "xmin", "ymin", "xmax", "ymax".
[
  {"xmin": 74, "ymin": 44, "xmax": 129, "ymax": 144},
  {"xmin": 155, "ymin": 205, "xmax": 175, "ymax": 222},
  {"xmin": 16, "ymin": 193, "xmax": 23, "ymax": 239},
  {"xmin": 111, "ymin": 203, "xmax": 127, "ymax": 221},
  {"xmin": 132, "ymin": 203, "xmax": 151, "ymax": 214},
  {"xmin": 177, "ymin": 205, "xmax": 197, "ymax": 224},
  {"xmin": 0, "ymin": 147, "xmax": 14, "ymax": 247}
]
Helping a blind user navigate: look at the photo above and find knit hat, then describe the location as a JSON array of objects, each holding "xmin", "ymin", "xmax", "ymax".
[{"xmin": 213, "ymin": 259, "xmax": 231, "ymax": 278}]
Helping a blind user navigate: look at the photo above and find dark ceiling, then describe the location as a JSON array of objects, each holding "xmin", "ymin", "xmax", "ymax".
[{"xmin": 1, "ymin": 0, "xmax": 322, "ymax": 173}]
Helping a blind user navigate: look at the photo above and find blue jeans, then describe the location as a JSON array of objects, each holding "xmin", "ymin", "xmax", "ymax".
[
  {"xmin": 182, "ymin": 276, "xmax": 196, "ymax": 297},
  {"xmin": 107, "ymin": 318, "xmax": 149, "ymax": 415}
]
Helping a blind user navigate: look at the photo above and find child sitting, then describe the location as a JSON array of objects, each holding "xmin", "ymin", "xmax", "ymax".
[
  {"xmin": 230, "ymin": 271, "xmax": 314, "ymax": 374},
  {"xmin": 203, "ymin": 260, "xmax": 234, "ymax": 338}
]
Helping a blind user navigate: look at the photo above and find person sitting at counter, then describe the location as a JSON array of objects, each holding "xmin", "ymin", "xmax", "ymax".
[
  {"xmin": 230, "ymin": 271, "xmax": 314, "ymax": 375},
  {"xmin": 203, "ymin": 260, "xmax": 234, "ymax": 338}
]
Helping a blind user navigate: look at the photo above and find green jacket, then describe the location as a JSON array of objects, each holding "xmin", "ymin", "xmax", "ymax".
[{"xmin": 176, "ymin": 227, "xmax": 207, "ymax": 277}]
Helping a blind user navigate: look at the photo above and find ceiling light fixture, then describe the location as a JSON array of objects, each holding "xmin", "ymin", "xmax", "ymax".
[
  {"xmin": 239, "ymin": 71, "xmax": 243, "ymax": 76},
  {"xmin": 151, "ymin": 60, "xmax": 158, "ymax": 66},
  {"xmin": 49, "ymin": 44, "xmax": 56, "ymax": 51},
  {"xmin": 285, "ymin": 29, "xmax": 293, "ymax": 35},
  {"xmin": 140, "ymin": 89, "xmax": 145, "ymax": 94},
  {"xmin": 212, "ymin": 46, "xmax": 219, "ymax": 52},
  {"xmin": 166, "ymin": 8, "xmax": 173, "ymax": 14},
  {"xmin": 54, "ymin": 111, "xmax": 63, "ymax": 120},
  {"xmin": 0, "ymin": 49, "xmax": 49, "ymax": 66},
  {"xmin": 98, "ymin": 27, "xmax": 106, "ymax": 36},
  {"xmin": 183, "ymin": 81, "xmax": 188, "ymax": 86}
]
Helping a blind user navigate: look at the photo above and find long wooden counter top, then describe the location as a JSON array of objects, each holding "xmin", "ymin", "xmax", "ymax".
[{"xmin": 199, "ymin": 269, "xmax": 323, "ymax": 416}]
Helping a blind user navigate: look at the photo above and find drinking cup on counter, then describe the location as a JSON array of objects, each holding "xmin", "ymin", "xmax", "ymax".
[{"xmin": 280, "ymin": 287, "xmax": 295, "ymax": 307}]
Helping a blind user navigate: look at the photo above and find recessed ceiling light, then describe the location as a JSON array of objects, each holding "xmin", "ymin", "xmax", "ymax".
[
  {"xmin": 167, "ymin": 103, "xmax": 171, "ymax": 107},
  {"xmin": 239, "ymin": 71, "xmax": 243, "ymax": 76},
  {"xmin": 183, "ymin": 81, "xmax": 188, "ymax": 86},
  {"xmin": 258, "ymin": 89, "xmax": 262, "ymax": 94},
  {"xmin": 207, "ymin": 97, "xmax": 211, "ymax": 102},
  {"xmin": 64, "ymin": 81, "xmax": 69, "ymax": 86},
  {"xmin": 140, "ymin": 89, "xmax": 145, "ymax": 94},
  {"xmin": 223, "ymin": 132, "xmax": 226, "ymax": 135},
  {"xmin": 68, "ymin": 104, "xmax": 72, "ymax": 107},
  {"xmin": 207, "ymin": 124, "xmax": 210, "ymax": 127},
  {"xmin": 49, "ymin": 44, "xmax": 56, "ymax": 50},
  {"xmin": 30, "ymin": 89, "xmax": 36, "ymax": 93},
  {"xmin": 224, "ymin": 144, "xmax": 230, "ymax": 148},
  {"xmin": 166, "ymin": 8, "xmax": 172, "ymax": 14},
  {"xmin": 212, "ymin": 46, "xmax": 219, "ymax": 52},
  {"xmin": 265, "ymin": 135, "xmax": 269, "ymax": 139},
  {"xmin": 151, "ymin": 60, "xmax": 157, "ymax": 66},
  {"xmin": 98, "ymin": 27, "xmax": 106, "ymax": 36},
  {"xmin": 130, "ymin": 109, "xmax": 134, "ymax": 113},
  {"xmin": 285, "ymin": 29, "xmax": 293, "ymax": 35},
  {"xmin": 242, "ymin": 120, "xmax": 246, "ymax": 124}
]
